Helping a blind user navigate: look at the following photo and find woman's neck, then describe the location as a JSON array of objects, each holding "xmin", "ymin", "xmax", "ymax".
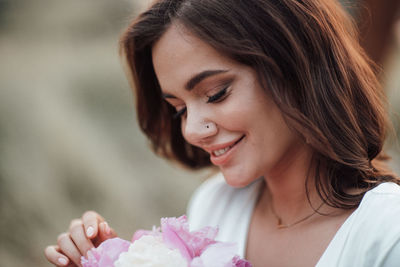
[{"xmin": 258, "ymin": 144, "xmax": 324, "ymax": 225}]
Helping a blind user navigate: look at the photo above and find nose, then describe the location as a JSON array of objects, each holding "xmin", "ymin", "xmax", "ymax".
[{"xmin": 182, "ymin": 110, "xmax": 217, "ymax": 145}]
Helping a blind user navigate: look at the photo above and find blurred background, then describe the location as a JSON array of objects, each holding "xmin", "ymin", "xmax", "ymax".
[{"xmin": 0, "ymin": 0, "xmax": 399, "ymax": 266}]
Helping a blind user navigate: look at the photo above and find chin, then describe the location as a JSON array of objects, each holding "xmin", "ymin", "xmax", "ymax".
[{"xmin": 221, "ymin": 169, "xmax": 258, "ymax": 188}]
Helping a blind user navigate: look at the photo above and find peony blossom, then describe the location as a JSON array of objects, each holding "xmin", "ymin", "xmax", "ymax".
[
  {"xmin": 81, "ymin": 238, "xmax": 130, "ymax": 267},
  {"xmin": 160, "ymin": 216, "xmax": 218, "ymax": 259},
  {"xmin": 115, "ymin": 235, "xmax": 187, "ymax": 267},
  {"xmin": 190, "ymin": 242, "xmax": 252, "ymax": 267},
  {"xmin": 80, "ymin": 215, "xmax": 252, "ymax": 267}
]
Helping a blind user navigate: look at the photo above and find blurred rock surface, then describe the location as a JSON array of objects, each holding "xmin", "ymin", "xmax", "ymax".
[{"xmin": 0, "ymin": 1, "xmax": 207, "ymax": 266}]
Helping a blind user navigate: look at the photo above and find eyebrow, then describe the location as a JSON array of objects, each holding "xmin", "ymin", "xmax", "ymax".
[{"xmin": 162, "ymin": 69, "xmax": 229, "ymax": 99}]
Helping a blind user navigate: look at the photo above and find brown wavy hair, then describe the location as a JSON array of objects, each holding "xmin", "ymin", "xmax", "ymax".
[{"xmin": 120, "ymin": 0, "xmax": 399, "ymax": 209}]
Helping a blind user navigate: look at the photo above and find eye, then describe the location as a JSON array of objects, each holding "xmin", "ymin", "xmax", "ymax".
[
  {"xmin": 206, "ymin": 86, "xmax": 229, "ymax": 103},
  {"xmin": 173, "ymin": 107, "xmax": 187, "ymax": 119}
]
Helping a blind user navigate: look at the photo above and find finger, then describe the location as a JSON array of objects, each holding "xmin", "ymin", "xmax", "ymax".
[
  {"xmin": 91, "ymin": 222, "xmax": 114, "ymax": 247},
  {"xmin": 57, "ymin": 233, "xmax": 83, "ymax": 267},
  {"xmin": 82, "ymin": 211, "xmax": 104, "ymax": 239},
  {"xmin": 44, "ymin": 245, "xmax": 70, "ymax": 266},
  {"xmin": 69, "ymin": 219, "xmax": 95, "ymax": 256},
  {"xmin": 97, "ymin": 221, "xmax": 117, "ymax": 243}
]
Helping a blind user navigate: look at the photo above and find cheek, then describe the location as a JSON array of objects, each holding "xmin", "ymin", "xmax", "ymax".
[
  {"xmin": 259, "ymin": 118, "xmax": 300, "ymax": 171},
  {"xmin": 247, "ymin": 101, "xmax": 296, "ymax": 155},
  {"xmin": 214, "ymin": 99, "xmax": 255, "ymax": 130}
]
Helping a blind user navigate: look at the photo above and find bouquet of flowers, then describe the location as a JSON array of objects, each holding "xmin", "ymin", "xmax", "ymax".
[{"xmin": 81, "ymin": 215, "xmax": 252, "ymax": 267}]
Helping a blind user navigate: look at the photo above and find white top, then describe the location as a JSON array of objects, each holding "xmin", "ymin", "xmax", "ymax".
[{"xmin": 187, "ymin": 173, "xmax": 400, "ymax": 266}]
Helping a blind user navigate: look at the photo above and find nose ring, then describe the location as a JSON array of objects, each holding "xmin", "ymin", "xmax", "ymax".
[{"xmin": 205, "ymin": 122, "xmax": 215, "ymax": 129}]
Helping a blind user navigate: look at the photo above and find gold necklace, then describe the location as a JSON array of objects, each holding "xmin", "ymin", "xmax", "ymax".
[{"xmin": 270, "ymin": 201, "xmax": 324, "ymax": 229}]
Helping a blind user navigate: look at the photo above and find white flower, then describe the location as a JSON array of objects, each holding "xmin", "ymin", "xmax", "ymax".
[{"xmin": 114, "ymin": 235, "xmax": 188, "ymax": 267}]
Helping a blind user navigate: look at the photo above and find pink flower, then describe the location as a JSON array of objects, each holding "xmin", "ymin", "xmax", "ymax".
[
  {"xmin": 155, "ymin": 216, "xmax": 251, "ymax": 267},
  {"xmin": 161, "ymin": 216, "xmax": 218, "ymax": 258},
  {"xmin": 81, "ymin": 237, "xmax": 130, "ymax": 267},
  {"xmin": 232, "ymin": 256, "xmax": 253, "ymax": 267},
  {"xmin": 81, "ymin": 215, "xmax": 252, "ymax": 267},
  {"xmin": 190, "ymin": 242, "xmax": 252, "ymax": 267},
  {"xmin": 131, "ymin": 226, "xmax": 161, "ymax": 242}
]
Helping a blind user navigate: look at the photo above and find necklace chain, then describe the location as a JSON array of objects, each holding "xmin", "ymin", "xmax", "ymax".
[
  {"xmin": 258, "ymin": 181, "xmax": 325, "ymax": 229},
  {"xmin": 270, "ymin": 201, "xmax": 324, "ymax": 229}
]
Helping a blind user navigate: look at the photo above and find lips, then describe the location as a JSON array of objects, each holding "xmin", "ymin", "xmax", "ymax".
[
  {"xmin": 212, "ymin": 143, "xmax": 235, "ymax": 157},
  {"xmin": 211, "ymin": 136, "xmax": 244, "ymax": 157},
  {"xmin": 208, "ymin": 135, "xmax": 245, "ymax": 166}
]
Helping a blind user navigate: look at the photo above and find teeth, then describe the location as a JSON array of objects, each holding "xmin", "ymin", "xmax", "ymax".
[
  {"xmin": 213, "ymin": 145, "xmax": 232, "ymax": 157},
  {"xmin": 211, "ymin": 136, "xmax": 244, "ymax": 157}
]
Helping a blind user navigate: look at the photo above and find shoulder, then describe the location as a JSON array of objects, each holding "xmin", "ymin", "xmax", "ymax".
[
  {"xmin": 347, "ymin": 182, "xmax": 400, "ymax": 265},
  {"xmin": 359, "ymin": 182, "xmax": 400, "ymax": 215},
  {"xmin": 354, "ymin": 182, "xmax": 400, "ymax": 233},
  {"xmin": 187, "ymin": 172, "xmax": 262, "ymax": 231},
  {"xmin": 365, "ymin": 181, "xmax": 400, "ymax": 196},
  {"xmin": 318, "ymin": 183, "xmax": 400, "ymax": 266}
]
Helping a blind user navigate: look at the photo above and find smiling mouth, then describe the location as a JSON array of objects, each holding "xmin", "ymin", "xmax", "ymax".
[{"xmin": 212, "ymin": 135, "xmax": 245, "ymax": 157}]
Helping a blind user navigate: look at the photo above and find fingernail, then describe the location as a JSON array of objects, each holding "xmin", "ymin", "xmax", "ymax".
[
  {"xmin": 86, "ymin": 226, "xmax": 94, "ymax": 237},
  {"xmin": 58, "ymin": 257, "xmax": 68, "ymax": 265},
  {"xmin": 104, "ymin": 222, "xmax": 111, "ymax": 235}
]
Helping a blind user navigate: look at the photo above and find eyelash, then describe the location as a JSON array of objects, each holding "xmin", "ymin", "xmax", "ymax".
[
  {"xmin": 172, "ymin": 86, "xmax": 229, "ymax": 119},
  {"xmin": 173, "ymin": 107, "xmax": 187, "ymax": 119},
  {"xmin": 207, "ymin": 87, "xmax": 228, "ymax": 103}
]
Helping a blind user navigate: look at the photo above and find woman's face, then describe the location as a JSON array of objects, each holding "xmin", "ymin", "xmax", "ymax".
[{"xmin": 152, "ymin": 24, "xmax": 303, "ymax": 187}]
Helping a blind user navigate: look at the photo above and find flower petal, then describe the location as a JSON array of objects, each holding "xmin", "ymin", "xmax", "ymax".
[
  {"xmin": 162, "ymin": 221, "xmax": 193, "ymax": 262},
  {"xmin": 131, "ymin": 226, "xmax": 161, "ymax": 242},
  {"xmin": 81, "ymin": 238, "xmax": 130, "ymax": 267},
  {"xmin": 190, "ymin": 242, "xmax": 247, "ymax": 267},
  {"xmin": 161, "ymin": 216, "xmax": 218, "ymax": 257}
]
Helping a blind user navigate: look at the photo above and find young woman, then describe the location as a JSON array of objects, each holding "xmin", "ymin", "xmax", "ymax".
[{"xmin": 45, "ymin": 0, "xmax": 400, "ymax": 266}]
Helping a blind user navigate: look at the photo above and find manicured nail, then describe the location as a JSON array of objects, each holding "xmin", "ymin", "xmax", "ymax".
[
  {"xmin": 86, "ymin": 226, "xmax": 94, "ymax": 237},
  {"xmin": 58, "ymin": 257, "xmax": 68, "ymax": 265},
  {"xmin": 104, "ymin": 222, "xmax": 111, "ymax": 235}
]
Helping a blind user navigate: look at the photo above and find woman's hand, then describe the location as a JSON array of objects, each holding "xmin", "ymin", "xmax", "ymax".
[{"xmin": 44, "ymin": 211, "xmax": 117, "ymax": 266}]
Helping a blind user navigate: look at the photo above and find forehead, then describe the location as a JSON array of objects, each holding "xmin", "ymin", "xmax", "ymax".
[{"xmin": 151, "ymin": 24, "xmax": 237, "ymax": 93}]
